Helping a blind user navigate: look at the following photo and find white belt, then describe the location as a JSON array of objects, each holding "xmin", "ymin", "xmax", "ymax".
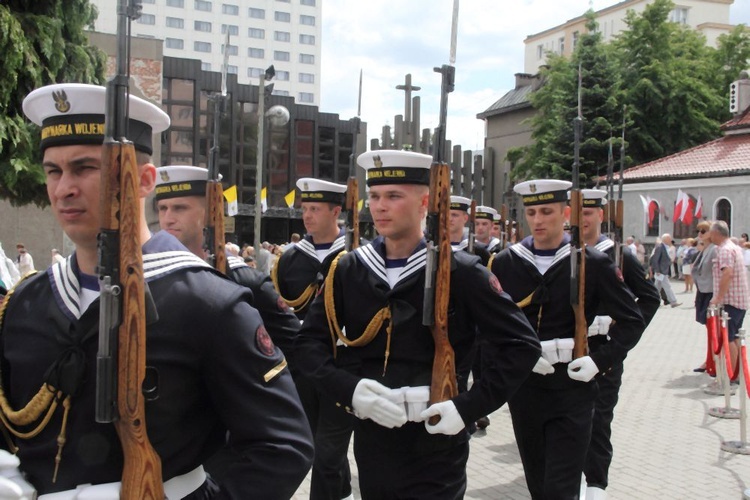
[
  {"xmin": 384, "ymin": 386, "xmax": 430, "ymax": 422},
  {"xmin": 38, "ymin": 465, "xmax": 206, "ymax": 500},
  {"xmin": 540, "ymin": 338, "xmax": 574, "ymax": 364}
]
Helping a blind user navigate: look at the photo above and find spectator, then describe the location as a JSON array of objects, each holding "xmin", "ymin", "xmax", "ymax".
[
  {"xmin": 691, "ymin": 221, "xmax": 716, "ymax": 372},
  {"xmin": 14, "ymin": 243, "xmax": 35, "ymax": 276},
  {"xmin": 626, "ymin": 236, "xmax": 637, "ymax": 255},
  {"xmin": 667, "ymin": 239, "xmax": 677, "ymax": 278},
  {"xmin": 681, "ymin": 238, "xmax": 698, "ymax": 293},
  {"xmin": 50, "ymin": 248, "xmax": 65, "ymax": 265},
  {"xmin": 676, "ymin": 239, "xmax": 688, "ymax": 280},
  {"xmin": 650, "ymin": 234, "xmax": 682, "ymax": 308},
  {"xmin": 0, "ymin": 242, "xmax": 20, "ymax": 291},
  {"xmin": 709, "ymin": 220, "xmax": 750, "ymax": 381},
  {"xmin": 636, "ymin": 239, "xmax": 646, "ymax": 265},
  {"xmin": 255, "ymin": 241, "xmax": 273, "ymax": 274},
  {"xmin": 290, "ymin": 233, "xmax": 301, "ymax": 244}
]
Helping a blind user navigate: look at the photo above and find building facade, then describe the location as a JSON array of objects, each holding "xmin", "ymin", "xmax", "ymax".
[
  {"xmin": 523, "ymin": 0, "xmax": 734, "ymax": 74},
  {"xmin": 89, "ymin": 0, "xmax": 323, "ymax": 105}
]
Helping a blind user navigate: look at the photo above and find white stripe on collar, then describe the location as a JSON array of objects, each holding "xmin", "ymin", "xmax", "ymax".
[
  {"xmin": 295, "ymin": 239, "xmax": 318, "ymax": 261},
  {"xmin": 354, "ymin": 243, "xmax": 426, "ymax": 289},
  {"xmin": 510, "ymin": 242, "xmax": 571, "ymax": 269},
  {"xmin": 51, "ymin": 256, "xmax": 81, "ymax": 320},
  {"xmin": 595, "ymin": 238, "xmax": 615, "ymax": 253},
  {"xmin": 227, "ymin": 255, "xmax": 247, "ymax": 270},
  {"xmin": 143, "ymin": 250, "xmax": 212, "ymax": 280},
  {"xmin": 452, "ymin": 240, "xmax": 468, "ymax": 251}
]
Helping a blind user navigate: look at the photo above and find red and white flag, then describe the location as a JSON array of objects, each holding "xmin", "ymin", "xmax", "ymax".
[
  {"xmin": 694, "ymin": 194, "xmax": 703, "ymax": 219},
  {"xmin": 682, "ymin": 198, "xmax": 695, "ymax": 226}
]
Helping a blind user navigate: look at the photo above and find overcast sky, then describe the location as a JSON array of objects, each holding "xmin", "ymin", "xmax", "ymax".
[{"xmin": 319, "ymin": 0, "xmax": 750, "ymax": 154}]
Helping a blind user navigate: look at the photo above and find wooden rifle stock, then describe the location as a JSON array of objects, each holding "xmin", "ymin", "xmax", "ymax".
[
  {"xmin": 345, "ymin": 176, "xmax": 359, "ymax": 251},
  {"xmin": 205, "ymin": 180, "xmax": 227, "ymax": 274},
  {"xmin": 500, "ymin": 204, "xmax": 508, "ymax": 247},
  {"xmin": 426, "ymin": 162, "xmax": 458, "ymax": 424},
  {"xmin": 569, "ymin": 189, "xmax": 588, "ymax": 359},
  {"xmin": 99, "ymin": 140, "xmax": 164, "ymax": 499},
  {"xmin": 467, "ymin": 200, "xmax": 476, "ymax": 254}
]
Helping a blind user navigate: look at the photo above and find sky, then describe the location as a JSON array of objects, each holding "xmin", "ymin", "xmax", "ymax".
[{"xmin": 319, "ymin": 0, "xmax": 750, "ymax": 154}]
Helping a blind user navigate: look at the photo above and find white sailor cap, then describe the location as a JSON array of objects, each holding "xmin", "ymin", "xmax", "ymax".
[
  {"xmin": 450, "ymin": 195, "xmax": 472, "ymax": 212},
  {"xmin": 475, "ymin": 205, "xmax": 498, "ymax": 220},
  {"xmin": 514, "ymin": 179, "xmax": 572, "ymax": 206},
  {"xmin": 493, "ymin": 213, "xmax": 502, "ymax": 222},
  {"xmin": 22, "ymin": 83, "xmax": 170, "ymax": 155},
  {"xmin": 154, "ymin": 165, "xmax": 209, "ymax": 201},
  {"xmin": 357, "ymin": 150, "xmax": 432, "ymax": 187},
  {"xmin": 296, "ymin": 178, "xmax": 347, "ymax": 205},
  {"xmin": 579, "ymin": 188, "xmax": 608, "ymax": 208}
]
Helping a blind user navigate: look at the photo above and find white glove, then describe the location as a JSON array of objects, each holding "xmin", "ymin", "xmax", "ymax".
[
  {"xmin": 352, "ymin": 379, "xmax": 407, "ymax": 428},
  {"xmin": 404, "ymin": 386, "xmax": 430, "ymax": 422},
  {"xmin": 567, "ymin": 356, "xmax": 599, "ymax": 382},
  {"xmin": 0, "ymin": 450, "xmax": 35, "ymax": 500},
  {"xmin": 587, "ymin": 317, "xmax": 600, "ymax": 337},
  {"xmin": 421, "ymin": 400, "xmax": 465, "ymax": 435},
  {"xmin": 532, "ymin": 357, "xmax": 555, "ymax": 375}
]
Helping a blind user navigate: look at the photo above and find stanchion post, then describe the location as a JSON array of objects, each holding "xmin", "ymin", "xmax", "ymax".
[
  {"xmin": 709, "ymin": 310, "xmax": 740, "ymax": 418},
  {"xmin": 721, "ymin": 329, "xmax": 749, "ymax": 454}
]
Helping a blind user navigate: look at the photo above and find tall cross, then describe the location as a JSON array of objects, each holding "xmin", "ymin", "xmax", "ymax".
[{"xmin": 396, "ymin": 74, "xmax": 421, "ymax": 124}]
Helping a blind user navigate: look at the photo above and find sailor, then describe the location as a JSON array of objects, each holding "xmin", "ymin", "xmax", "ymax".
[
  {"xmin": 489, "ymin": 179, "xmax": 645, "ymax": 500},
  {"xmin": 474, "ymin": 205, "xmax": 501, "ymax": 253},
  {"xmin": 153, "ymin": 165, "xmax": 301, "ymax": 365},
  {"xmin": 579, "ymin": 189, "xmax": 659, "ymax": 500},
  {"xmin": 0, "ymin": 83, "xmax": 313, "ymax": 498},
  {"xmin": 449, "ymin": 195, "xmax": 471, "ymax": 252},
  {"xmin": 295, "ymin": 149, "xmax": 540, "ymax": 499},
  {"xmin": 491, "ymin": 213, "xmax": 505, "ymax": 248},
  {"xmin": 271, "ymin": 177, "xmax": 354, "ymax": 500}
]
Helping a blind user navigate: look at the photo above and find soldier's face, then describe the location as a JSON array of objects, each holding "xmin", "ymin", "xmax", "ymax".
[
  {"xmin": 301, "ymin": 202, "xmax": 338, "ymax": 238},
  {"xmin": 43, "ymin": 144, "xmax": 104, "ymax": 250},
  {"xmin": 475, "ymin": 219, "xmax": 492, "ymax": 241},
  {"xmin": 581, "ymin": 207, "xmax": 603, "ymax": 242},
  {"xmin": 524, "ymin": 202, "xmax": 569, "ymax": 250},
  {"xmin": 157, "ymin": 196, "xmax": 206, "ymax": 252},
  {"xmin": 491, "ymin": 223, "xmax": 501, "ymax": 238},
  {"xmin": 368, "ymin": 184, "xmax": 428, "ymax": 240},
  {"xmin": 449, "ymin": 210, "xmax": 468, "ymax": 240}
]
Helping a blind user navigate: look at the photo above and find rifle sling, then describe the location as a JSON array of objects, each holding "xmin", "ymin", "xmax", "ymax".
[{"xmin": 270, "ymin": 255, "xmax": 318, "ymax": 311}]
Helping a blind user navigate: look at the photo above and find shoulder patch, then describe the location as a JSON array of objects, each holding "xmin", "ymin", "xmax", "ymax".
[
  {"xmin": 255, "ymin": 325, "xmax": 276, "ymax": 356},
  {"xmin": 489, "ymin": 274, "xmax": 503, "ymax": 295}
]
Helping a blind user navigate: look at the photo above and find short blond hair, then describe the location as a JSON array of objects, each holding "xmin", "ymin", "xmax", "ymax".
[{"xmin": 697, "ymin": 220, "xmax": 711, "ymax": 231}]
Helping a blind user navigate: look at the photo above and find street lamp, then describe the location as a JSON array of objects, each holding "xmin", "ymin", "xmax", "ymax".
[{"xmin": 254, "ymin": 65, "xmax": 275, "ymax": 251}]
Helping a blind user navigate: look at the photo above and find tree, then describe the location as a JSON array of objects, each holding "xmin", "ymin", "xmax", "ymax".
[
  {"xmin": 0, "ymin": 1, "xmax": 105, "ymax": 206},
  {"xmin": 711, "ymin": 25, "xmax": 750, "ymax": 110}
]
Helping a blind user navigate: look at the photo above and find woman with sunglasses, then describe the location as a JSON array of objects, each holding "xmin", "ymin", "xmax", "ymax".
[{"xmin": 691, "ymin": 220, "xmax": 717, "ymax": 372}]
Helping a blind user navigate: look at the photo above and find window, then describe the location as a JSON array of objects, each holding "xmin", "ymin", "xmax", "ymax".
[
  {"xmin": 194, "ymin": 21, "xmax": 212, "ymax": 32},
  {"xmin": 137, "ymin": 14, "xmax": 156, "ymax": 25},
  {"xmin": 276, "ymin": 70, "xmax": 290, "ymax": 81},
  {"xmin": 716, "ymin": 198, "xmax": 732, "ymax": 233},
  {"xmin": 248, "ymin": 67, "xmax": 264, "ymax": 78},
  {"xmin": 248, "ymin": 28, "xmax": 265, "ymax": 39},
  {"xmin": 301, "ymin": 0, "xmax": 316, "ymax": 6},
  {"xmin": 249, "ymin": 7, "xmax": 265, "ymax": 18},
  {"xmin": 277, "ymin": 0, "xmax": 290, "ymax": 2},
  {"xmin": 166, "ymin": 17, "xmax": 184, "ymax": 28},
  {"xmin": 670, "ymin": 7, "xmax": 689, "ymax": 24},
  {"xmin": 227, "ymin": 65, "xmax": 238, "ymax": 74},
  {"xmin": 273, "ymin": 90, "xmax": 290, "ymax": 97},
  {"xmin": 222, "ymin": 44, "xmax": 238, "ymax": 56},
  {"xmin": 299, "ymin": 53, "xmax": 314, "ymax": 64},
  {"xmin": 275, "ymin": 31, "xmax": 291, "ymax": 42},
  {"xmin": 646, "ymin": 200, "xmax": 660, "ymax": 237},
  {"xmin": 299, "ymin": 34, "xmax": 315, "ymax": 45},
  {"xmin": 299, "ymin": 73, "xmax": 314, "ymax": 83},
  {"xmin": 195, "ymin": 41, "xmax": 211, "ymax": 52},
  {"xmin": 142, "ymin": 0, "xmax": 155, "ymax": 4},
  {"xmin": 202, "ymin": 62, "xmax": 211, "ymax": 71},
  {"xmin": 248, "ymin": 48, "xmax": 264, "ymax": 58},
  {"xmin": 559, "ymin": 36, "xmax": 565, "ymax": 55},
  {"xmin": 167, "ymin": 0, "xmax": 184, "ymax": 6},
  {"xmin": 195, "ymin": 0, "xmax": 212, "ymax": 12},
  {"xmin": 165, "ymin": 38, "xmax": 184, "ymax": 49},
  {"xmin": 572, "ymin": 31, "xmax": 579, "ymax": 49},
  {"xmin": 222, "ymin": 24, "xmax": 239, "ymax": 36},
  {"xmin": 274, "ymin": 51, "xmax": 290, "ymax": 61},
  {"xmin": 536, "ymin": 44, "xmax": 543, "ymax": 60},
  {"xmin": 222, "ymin": 4, "xmax": 239, "ymax": 15},
  {"xmin": 300, "ymin": 15, "xmax": 315, "ymax": 26},
  {"xmin": 275, "ymin": 11, "xmax": 291, "ymax": 22},
  {"xmin": 299, "ymin": 92, "xmax": 314, "ymax": 103}
]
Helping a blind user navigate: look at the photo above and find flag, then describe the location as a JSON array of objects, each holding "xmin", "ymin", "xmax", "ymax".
[
  {"xmin": 284, "ymin": 189, "xmax": 295, "ymax": 208},
  {"xmin": 223, "ymin": 185, "xmax": 238, "ymax": 216},
  {"xmin": 260, "ymin": 187, "xmax": 267, "ymax": 214},
  {"xmin": 649, "ymin": 198, "xmax": 659, "ymax": 228},
  {"xmin": 695, "ymin": 194, "xmax": 703, "ymax": 219},
  {"xmin": 677, "ymin": 191, "xmax": 691, "ymax": 222},
  {"xmin": 682, "ymin": 198, "xmax": 695, "ymax": 226},
  {"xmin": 674, "ymin": 189, "xmax": 686, "ymax": 222},
  {"xmin": 357, "ymin": 199, "xmax": 364, "ymax": 212}
]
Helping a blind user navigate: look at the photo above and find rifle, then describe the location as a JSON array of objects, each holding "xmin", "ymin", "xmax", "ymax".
[
  {"xmin": 424, "ymin": 0, "xmax": 459, "ymax": 423},
  {"xmin": 570, "ymin": 64, "xmax": 588, "ymax": 360},
  {"xmin": 204, "ymin": 30, "xmax": 231, "ymax": 274},
  {"xmin": 345, "ymin": 70, "xmax": 362, "ymax": 252},
  {"xmin": 95, "ymin": 0, "xmax": 164, "ymax": 498},
  {"xmin": 614, "ymin": 106, "xmax": 627, "ymax": 268},
  {"xmin": 467, "ymin": 200, "xmax": 477, "ymax": 254}
]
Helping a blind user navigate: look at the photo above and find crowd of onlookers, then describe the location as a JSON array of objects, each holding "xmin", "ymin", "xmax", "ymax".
[{"xmin": 225, "ymin": 233, "xmax": 303, "ymax": 274}]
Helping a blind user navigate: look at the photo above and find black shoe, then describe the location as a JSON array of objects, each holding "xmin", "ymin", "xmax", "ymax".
[
  {"xmin": 693, "ymin": 367, "xmax": 706, "ymax": 373},
  {"xmin": 476, "ymin": 416, "xmax": 490, "ymax": 430}
]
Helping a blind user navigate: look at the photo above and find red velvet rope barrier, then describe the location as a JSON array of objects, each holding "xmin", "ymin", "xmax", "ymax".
[
  {"xmin": 708, "ymin": 311, "xmax": 722, "ymax": 356},
  {"xmin": 741, "ymin": 343, "xmax": 750, "ymax": 399},
  {"xmin": 720, "ymin": 316, "xmax": 741, "ymax": 381}
]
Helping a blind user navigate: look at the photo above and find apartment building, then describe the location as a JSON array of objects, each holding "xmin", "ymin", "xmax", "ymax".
[
  {"xmin": 524, "ymin": 0, "xmax": 734, "ymax": 74},
  {"xmin": 89, "ymin": 0, "xmax": 322, "ymax": 105}
]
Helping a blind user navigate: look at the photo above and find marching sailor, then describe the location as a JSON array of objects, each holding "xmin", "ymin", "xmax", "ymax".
[
  {"xmin": 489, "ymin": 179, "xmax": 645, "ymax": 500},
  {"xmin": 295, "ymin": 150, "xmax": 540, "ymax": 499},
  {"xmin": 474, "ymin": 205, "xmax": 502, "ymax": 254},
  {"xmin": 449, "ymin": 195, "xmax": 471, "ymax": 252},
  {"xmin": 0, "ymin": 83, "xmax": 313, "ymax": 498},
  {"xmin": 580, "ymin": 189, "xmax": 659, "ymax": 499}
]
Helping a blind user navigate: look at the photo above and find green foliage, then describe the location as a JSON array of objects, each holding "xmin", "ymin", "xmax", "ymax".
[
  {"xmin": 512, "ymin": 0, "xmax": 739, "ymax": 184},
  {"xmin": 0, "ymin": 1, "xmax": 105, "ymax": 207}
]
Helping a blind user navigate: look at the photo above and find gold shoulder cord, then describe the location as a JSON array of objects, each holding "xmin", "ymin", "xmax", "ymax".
[
  {"xmin": 487, "ymin": 253, "xmax": 496, "ymax": 271},
  {"xmin": 270, "ymin": 253, "xmax": 318, "ymax": 312},
  {"xmin": 323, "ymin": 252, "xmax": 393, "ymax": 376},
  {"xmin": 0, "ymin": 271, "xmax": 72, "ymax": 483}
]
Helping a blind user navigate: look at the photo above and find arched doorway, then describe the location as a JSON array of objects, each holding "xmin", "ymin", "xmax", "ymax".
[{"xmin": 714, "ymin": 198, "xmax": 732, "ymax": 234}]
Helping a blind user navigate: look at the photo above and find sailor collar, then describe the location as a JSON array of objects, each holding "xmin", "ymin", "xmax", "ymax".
[
  {"xmin": 594, "ymin": 235, "xmax": 615, "ymax": 253},
  {"xmin": 510, "ymin": 234, "xmax": 571, "ymax": 268},
  {"xmin": 354, "ymin": 236, "xmax": 427, "ymax": 289},
  {"xmin": 451, "ymin": 239, "xmax": 468, "ymax": 252},
  {"xmin": 48, "ymin": 231, "xmax": 211, "ymax": 321},
  {"xmin": 227, "ymin": 254, "xmax": 247, "ymax": 270},
  {"xmin": 296, "ymin": 228, "xmax": 346, "ymax": 261}
]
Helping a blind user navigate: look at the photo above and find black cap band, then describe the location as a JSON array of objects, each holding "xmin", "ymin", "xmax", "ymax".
[
  {"xmin": 40, "ymin": 113, "xmax": 155, "ymax": 155},
  {"xmin": 583, "ymin": 198, "xmax": 605, "ymax": 207},
  {"xmin": 366, "ymin": 167, "xmax": 430, "ymax": 187},
  {"xmin": 300, "ymin": 191, "xmax": 345, "ymax": 205},
  {"xmin": 154, "ymin": 180, "xmax": 207, "ymax": 201},
  {"xmin": 475, "ymin": 212, "xmax": 494, "ymax": 220},
  {"xmin": 522, "ymin": 190, "xmax": 568, "ymax": 206},
  {"xmin": 450, "ymin": 202, "xmax": 469, "ymax": 212}
]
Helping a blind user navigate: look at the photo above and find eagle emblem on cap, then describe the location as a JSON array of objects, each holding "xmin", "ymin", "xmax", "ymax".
[
  {"xmin": 51, "ymin": 90, "xmax": 70, "ymax": 114},
  {"xmin": 303, "ymin": 182, "xmax": 309, "ymax": 190},
  {"xmin": 529, "ymin": 183, "xmax": 537, "ymax": 193},
  {"xmin": 373, "ymin": 155, "xmax": 383, "ymax": 168},
  {"xmin": 160, "ymin": 171, "xmax": 170, "ymax": 181}
]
